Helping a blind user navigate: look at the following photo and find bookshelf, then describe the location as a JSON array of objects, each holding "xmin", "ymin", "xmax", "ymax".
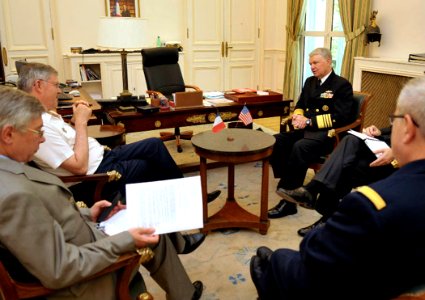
[{"xmin": 63, "ymin": 52, "xmax": 185, "ymax": 100}]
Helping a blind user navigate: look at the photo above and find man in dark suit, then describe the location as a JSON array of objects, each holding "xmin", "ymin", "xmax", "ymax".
[
  {"xmin": 0, "ymin": 87, "xmax": 203, "ymax": 299},
  {"xmin": 278, "ymin": 125, "xmax": 396, "ymax": 236},
  {"xmin": 251, "ymin": 76, "xmax": 425, "ymax": 299},
  {"xmin": 268, "ymin": 47, "xmax": 355, "ymax": 219}
]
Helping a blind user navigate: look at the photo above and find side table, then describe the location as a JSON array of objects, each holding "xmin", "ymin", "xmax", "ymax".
[
  {"xmin": 88, "ymin": 125, "xmax": 126, "ymax": 149},
  {"xmin": 191, "ymin": 128, "xmax": 275, "ymax": 235}
]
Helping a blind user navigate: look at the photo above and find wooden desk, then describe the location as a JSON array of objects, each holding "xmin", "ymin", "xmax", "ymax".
[
  {"xmin": 192, "ymin": 129, "xmax": 275, "ymax": 235},
  {"xmin": 56, "ymin": 88, "xmax": 102, "ymax": 124},
  {"xmin": 103, "ymin": 99, "xmax": 292, "ymax": 133}
]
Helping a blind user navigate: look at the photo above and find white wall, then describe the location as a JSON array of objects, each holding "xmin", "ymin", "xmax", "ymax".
[
  {"xmin": 368, "ymin": 0, "xmax": 425, "ymax": 59},
  {"xmin": 54, "ymin": 0, "xmax": 185, "ymax": 54}
]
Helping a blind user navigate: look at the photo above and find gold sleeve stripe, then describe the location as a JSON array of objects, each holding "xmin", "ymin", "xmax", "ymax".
[
  {"xmin": 316, "ymin": 114, "xmax": 332, "ymax": 128},
  {"xmin": 293, "ymin": 108, "xmax": 304, "ymax": 116},
  {"xmin": 316, "ymin": 115, "xmax": 324, "ymax": 128},
  {"xmin": 356, "ymin": 186, "xmax": 386, "ymax": 210},
  {"xmin": 325, "ymin": 114, "xmax": 332, "ymax": 127},
  {"xmin": 317, "ymin": 115, "xmax": 331, "ymax": 128}
]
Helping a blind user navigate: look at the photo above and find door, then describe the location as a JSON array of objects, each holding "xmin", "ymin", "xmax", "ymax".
[
  {"xmin": 0, "ymin": 0, "xmax": 56, "ymax": 76},
  {"xmin": 186, "ymin": 0, "xmax": 261, "ymax": 91}
]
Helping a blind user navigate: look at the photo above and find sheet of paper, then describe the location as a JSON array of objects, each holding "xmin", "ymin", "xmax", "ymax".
[
  {"xmin": 348, "ymin": 130, "xmax": 390, "ymax": 157},
  {"xmin": 100, "ymin": 176, "xmax": 203, "ymax": 235},
  {"xmin": 347, "ymin": 129, "xmax": 379, "ymax": 141}
]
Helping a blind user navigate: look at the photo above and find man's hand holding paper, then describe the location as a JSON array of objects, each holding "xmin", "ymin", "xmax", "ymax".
[{"xmin": 99, "ymin": 176, "xmax": 203, "ymax": 235}]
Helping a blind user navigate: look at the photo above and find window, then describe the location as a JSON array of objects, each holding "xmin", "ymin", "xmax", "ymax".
[{"xmin": 302, "ymin": 0, "xmax": 345, "ymax": 82}]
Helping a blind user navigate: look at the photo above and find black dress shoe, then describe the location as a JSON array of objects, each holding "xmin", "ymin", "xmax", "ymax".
[
  {"xmin": 267, "ymin": 200, "xmax": 297, "ymax": 219},
  {"xmin": 297, "ymin": 217, "xmax": 326, "ymax": 237},
  {"xmin": 256, "ymin": 246, "xmax": 273, "ymax": 262},
  {"xmin": 250, "ymin": 255, "xmax": 264, "ymax": 293},
  {"xmin": 192, "ymin": 280, "xmax": 203, "ymax": 300},
  {"xmin": 207, "ymin": 190, "xmax": 221, "ymax": 203},
  {"xmin": 276, "ymin": 187, "xmax": 315, "ymax": 209},
  {"xmin": 181, "ymin": 233, "xmax": 206, "ymax": 254}
]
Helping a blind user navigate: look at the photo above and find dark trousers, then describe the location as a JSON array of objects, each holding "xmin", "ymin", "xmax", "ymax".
[
  {"xmin": 270, "ymin": 130, "xmax": 334, "ymax": 190},
  {"xmin": 314, "ymin": 135, "xmax": 395, "ymax": 217},
  {"xmin": 70, "ymin": 137, "xmax": 182, "ymax": 205}
]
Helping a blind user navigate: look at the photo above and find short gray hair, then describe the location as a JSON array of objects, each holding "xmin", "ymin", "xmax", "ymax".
[
  {"xmin": 17, "ymin": 62, "xmax": 58, "ymax": 93},
  {"xmin": 0, "ymin": 87, "xmax": 45, "ymax": 132},
  {"xmin": 396, "ymin": 76, "xmax": 425, "ymax": 136},
  {"xmin": 309, "ymin": 47, "xmax": 332, "ymax": 60}
]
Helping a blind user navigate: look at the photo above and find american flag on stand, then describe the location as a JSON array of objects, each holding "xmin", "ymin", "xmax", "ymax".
[{"xmin": 238, "ymin": 105, "xmax": 253, "ymax": 126}]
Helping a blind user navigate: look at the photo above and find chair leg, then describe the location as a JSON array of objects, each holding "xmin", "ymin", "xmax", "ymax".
[
  {"xmin": 180, "ymin": 130, "xmax": 193, "ymax": 140},
  {"xmin": 159, "ymin": 131, "xmax": 175, "ymax": 142},
  {"xmin": 175, "ymin": 127, "xmax": 183, "ymax": 153}
]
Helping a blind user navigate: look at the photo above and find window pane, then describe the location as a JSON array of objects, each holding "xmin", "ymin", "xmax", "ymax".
[
  {"xmin": 330, "ymin": 37, "xmax": 345, "ymax": 75},
  {"xmin": 305, "ymin": 0, "xmax": 326, "ymax": 31},
  {"xmin": 332, "ymin": 0, "xmax": 343, "ymax": 31},
  {"xmin": 302, "ymin": 36, "xmax": 325, "ymax": 82}
]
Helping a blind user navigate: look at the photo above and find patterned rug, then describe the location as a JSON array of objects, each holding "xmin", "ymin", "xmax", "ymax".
[{"xmin": 126, "ymin": 123, "xmax": 318, "ymax": 299}]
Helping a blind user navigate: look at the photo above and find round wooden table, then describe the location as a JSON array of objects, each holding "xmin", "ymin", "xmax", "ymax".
[
  {"xmin": 88, "ymin": 125, "xmax": 126, "ymax": 149},
  {"xmin": 192, "ymin": 128, "xmax": 275, "ymax": 235}
]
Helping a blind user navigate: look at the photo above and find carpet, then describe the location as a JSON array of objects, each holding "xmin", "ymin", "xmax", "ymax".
[{"xmin": 126, "ymin": 121, "xmax": 319, "ymax": 299}]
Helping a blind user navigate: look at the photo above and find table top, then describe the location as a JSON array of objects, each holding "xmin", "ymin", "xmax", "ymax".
[{"xmin": 191, "ymin": 128, "xmax": 275, "ymax": 156}]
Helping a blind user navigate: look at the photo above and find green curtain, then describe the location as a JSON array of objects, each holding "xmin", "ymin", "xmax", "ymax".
[
  {"xmin": 339, "ymin": 0, "xmax": 371, "ymax": 83},
  {"xmin": 283, "ymin": 0, "xmax": 306, "ymax": 102}
]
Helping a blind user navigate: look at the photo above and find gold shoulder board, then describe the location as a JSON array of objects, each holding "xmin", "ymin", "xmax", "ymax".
[{"xmin": 356, "ymin": 186, "xmax": 386, "ymax": 210}]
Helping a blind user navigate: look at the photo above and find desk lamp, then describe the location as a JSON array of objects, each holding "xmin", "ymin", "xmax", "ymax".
[{"xmin": 97, "ymin": 17, "xmax": 147, "ymax": 101}]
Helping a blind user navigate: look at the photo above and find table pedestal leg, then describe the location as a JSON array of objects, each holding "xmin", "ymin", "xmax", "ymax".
[
  {"xmin": 227, "ymin": 164, "xmax": 235, "ymax": 201},
  {"xmin": 201, "ymin": 160, "xmax": 270, "ymax": 235}
]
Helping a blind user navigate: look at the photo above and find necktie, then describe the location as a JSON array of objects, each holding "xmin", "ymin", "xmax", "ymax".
[{"xmin": 316, "ymin": 78, "xmax": 321, "ymax": 88}]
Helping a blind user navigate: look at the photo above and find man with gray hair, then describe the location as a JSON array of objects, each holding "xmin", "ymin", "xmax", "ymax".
[
  {"xmin": 251, "ymin": 76, "xmax": 425, "ymax": 299},
  {"xmin": 0, "ymin": 86, "xmax": 204, "ymax": 299},
  {"xmin": 268, "ymin": 47, "xmax": 355, "ymax": 219},
  {"xmin": 17, "ymin": 62, "xmax": 219, "ymax": 207}
]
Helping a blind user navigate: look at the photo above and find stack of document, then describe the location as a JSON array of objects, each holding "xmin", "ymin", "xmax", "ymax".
[{"xmin": 203, "ymin": 91, "xmax": 224, "ymax": 99}]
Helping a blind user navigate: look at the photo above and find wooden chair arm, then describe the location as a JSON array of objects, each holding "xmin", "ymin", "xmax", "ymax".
[
  {"xmin": 1, "ymin": 251, "xmax": 153, "ymax": 300},
  {"xmin": 184, "ymin": 84, "xmax": 201, "ymax": 91},
  {"xmin": 59, "ymin": 171, "xmax": 122, "ymax": 204},
  {"xmin": 146, "ymin": 90, "xmax": 164, "ymax": 98}
]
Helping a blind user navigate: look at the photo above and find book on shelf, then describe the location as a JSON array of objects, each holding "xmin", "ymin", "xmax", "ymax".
[
  {"xmin": 408, "ymin": 53, "xmax": 425, "ymax": 63},
  {"xmin": 85, "ymin": 67, "xmax": 100, "ymax": 80},
  {"xmin": 79, "ymin": 65, "xmax": 101, "ymax": 81},
  {"xmin": 79, "ymin": 65, "xmax": 88, "ymax": 81}
]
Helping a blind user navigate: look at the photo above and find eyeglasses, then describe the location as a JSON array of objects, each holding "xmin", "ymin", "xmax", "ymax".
[
  {"xmin": 39, "ymin": 79, "xmax": 61, "ymax": 89},
  {"xmin": 389, "ymin": 114, "xmax": 419, "ymax": 127},
  {"xmin": 389, "ymin": 114, "xmax": 404, "ymax": 125},
  {"xmin": 26, "ymin": 128, "xmax": 44, "ymax": 137}
]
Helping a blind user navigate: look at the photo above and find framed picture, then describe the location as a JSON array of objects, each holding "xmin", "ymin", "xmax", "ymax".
[{"xmin": 105, "ymin": 0, "xmax": 140, "ymax": 17}]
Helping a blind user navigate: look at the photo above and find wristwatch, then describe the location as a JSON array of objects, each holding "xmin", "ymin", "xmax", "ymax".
[{"xmin": 305, "ymin": 119, "xmax": 311, "ymax": 127}]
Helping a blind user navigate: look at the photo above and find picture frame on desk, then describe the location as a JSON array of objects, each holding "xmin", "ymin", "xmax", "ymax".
[{"xmin": 105, "ymin": 0, "xmax": 140, "ymax": 17}]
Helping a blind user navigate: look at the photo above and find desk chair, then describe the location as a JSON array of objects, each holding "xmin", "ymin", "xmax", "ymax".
[
  {"xmin": 0, "ymin": 250, "xmax": 153, "ymax": 300},
  {"xmin": 141, "ymin": 47, "xmax": 201, "ymax": 153}
]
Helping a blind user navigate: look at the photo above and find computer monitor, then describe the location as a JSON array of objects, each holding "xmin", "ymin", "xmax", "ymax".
[{"xmin": 15, "ymin": 59, "xmax": 28, "ymax": 75}]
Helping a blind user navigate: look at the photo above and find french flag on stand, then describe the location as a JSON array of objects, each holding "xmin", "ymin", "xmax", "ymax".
[{"xmin": 212, "ymin": 114, "xmax": 226, "ymax": 133}]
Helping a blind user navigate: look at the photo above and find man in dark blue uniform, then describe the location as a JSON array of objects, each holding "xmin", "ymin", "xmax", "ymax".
[
  {"xmin": 251, "ymin": 76, "xmax": 425, "ymax": 299},
  {"xmin": 268, "ymin": 47, "xmax": 355, "ymax": 218},
  {"xmin": 279, "ymin": 125, "xmax": 396, "ymax": 236}
]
